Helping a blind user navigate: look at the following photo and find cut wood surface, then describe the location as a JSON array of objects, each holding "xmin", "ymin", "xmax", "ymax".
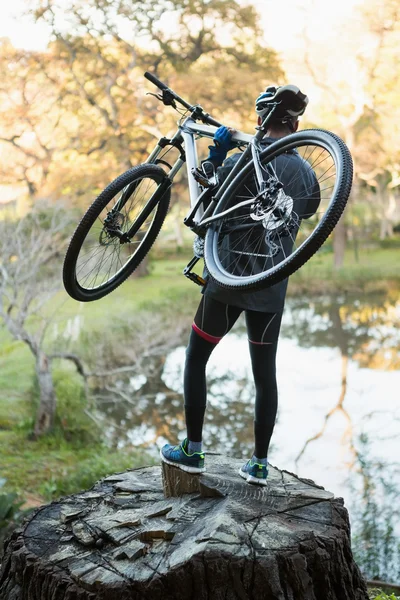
[{"xmin": 0, "ymin": 454, "xmax": 368, "ymax": 600}]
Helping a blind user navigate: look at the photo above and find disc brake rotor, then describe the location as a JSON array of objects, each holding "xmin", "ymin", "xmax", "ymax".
[
  {"xmin": 251, "ymin": 189, "xmax": 294, "ymax": 232},
  {"xmin": 100, "ymin": 211, "xmax": 126, "ymax": 245},
  {"xmin": 249, "ymin": 189, "xmax": 297, "ymax": 257}
]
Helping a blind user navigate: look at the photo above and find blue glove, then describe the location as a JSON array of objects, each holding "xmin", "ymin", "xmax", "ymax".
[{"xmin": 206, "ymin": 126, "xmax": 236, "ymax": 166}]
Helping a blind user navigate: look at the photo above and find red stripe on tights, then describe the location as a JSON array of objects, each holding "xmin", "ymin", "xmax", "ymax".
[{"xmin": 192, "ymin": 323, "xmax": 222, "ymax": 345}]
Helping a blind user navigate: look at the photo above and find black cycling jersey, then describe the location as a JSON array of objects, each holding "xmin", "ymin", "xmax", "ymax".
[{"xmin": 203, "ymin": 136, "xmax": 320, "ymax": 312}]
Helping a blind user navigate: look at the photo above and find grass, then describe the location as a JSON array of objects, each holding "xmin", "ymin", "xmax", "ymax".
[
  {"xmin": 288, "ymin": 247, "xmax": 400, "ymax": 295},
  {"xmin": 0, "ymin": 342, "xmax": 34, "ymax": 427},
  {"xmin": 0, "ymin": 429, "xmax": 154, "ymax": 502}
]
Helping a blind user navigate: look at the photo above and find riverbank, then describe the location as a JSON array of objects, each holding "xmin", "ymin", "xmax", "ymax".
[
  {"xmin": 0, "ymin": 247, "xmax": 398, "ymax": 503},
  {"xmin": 288, "ymin": 247, "xmax": 400, "ymax": 295}
]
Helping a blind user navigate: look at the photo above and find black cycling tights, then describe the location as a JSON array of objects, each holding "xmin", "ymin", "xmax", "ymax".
[{"xmin": 184, "ymin": 295, "xmax": 282, "ymax": 459}]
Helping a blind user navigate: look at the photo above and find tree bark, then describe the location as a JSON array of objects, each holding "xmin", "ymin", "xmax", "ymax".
[
  {"xmin": 0, "ymin": 455, "xmax": 369, "ymax": 600},
  {"xmin": 333, "ymin": 214, "xmax": 347, "ymax": 269},
  {"xmin": 130, "ymin": 256, "xmax": 149, "ymax": 278},
  {"xmin": 379, "ymin": 189, "xmax": 396, "ymax": 240},
  {"xmin": 173, "ymin": 215, "xmax": 184, "ymax": 251},
  {"xmin": 33, "ymin": 351, "xmax": 56, "ymax": 437}
]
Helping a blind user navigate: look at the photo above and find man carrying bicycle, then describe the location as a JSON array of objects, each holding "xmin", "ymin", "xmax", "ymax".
[{"xmin": 161, "ymin": 85, "xmax": 321, "ymax": 485}]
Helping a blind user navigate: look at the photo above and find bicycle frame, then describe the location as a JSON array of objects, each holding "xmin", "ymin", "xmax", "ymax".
[
  {"xmin": 135, "ymin": 85, "xmax": 285, "ymax": 284},
  {"xmin": 145, "ymin": 114, "xmax": 276, "ymax": 231}
]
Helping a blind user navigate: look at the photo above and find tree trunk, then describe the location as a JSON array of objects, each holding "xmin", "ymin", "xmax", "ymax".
[
  {"xmin": 33, "ymin": 351, "xmax": 56, "ymax": 438},
  {"xmin": 173, "ymin": 215, "xmax": 184, "ymax": 251},
  {"xmin": 379, "ymin": 189, "xmax": 396, "ymax": 240},
  {"xmin": 333, "ymin": 214, "xmax": 347, "ymax": 269},
  {"xmin": 0, "ymin": 455, "xmax": 369, "ymax": 600},
  {"xmin": 130, "ymin": 255, "xmax": 149, "ymax": 278},
  {"xmin": 130, "ymin": 232, "xmax": 150, "ymax": 278}
]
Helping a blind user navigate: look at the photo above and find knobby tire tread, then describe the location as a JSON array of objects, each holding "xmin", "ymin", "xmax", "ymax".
[{"xmin": 63, "ymin": 164, "xmax": 170, "ymax": 302}]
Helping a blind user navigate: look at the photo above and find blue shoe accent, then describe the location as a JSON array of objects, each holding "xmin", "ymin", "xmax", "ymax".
[
  {"xmin": 239, "ymin": 459, "xmax": 268, "ymax": 486},
  {"xmin": 160, "ymin": 438, "xmax": 205, "ymax": 473}
]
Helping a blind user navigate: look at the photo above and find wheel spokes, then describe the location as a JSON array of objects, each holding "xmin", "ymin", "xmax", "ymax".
[
  {"xmin": 75, "ymin": 177, "xmax": 159, "ymax": 290},
  {"xmin": 214, "ymin": 142, "xmax": 337, "ymax": 280}
]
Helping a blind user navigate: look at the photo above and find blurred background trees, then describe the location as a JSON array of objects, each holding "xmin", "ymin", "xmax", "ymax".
[
  {"xmin": 1, "ymin": 0, "xmax": 399, "ymax": 259},
  {"xmin": 0, "ymin": 0, "xmax": 281, "ymax": 208},
  {"xmin": 290, "ymin": 0, "xmax": 400, "ymax": 265}
]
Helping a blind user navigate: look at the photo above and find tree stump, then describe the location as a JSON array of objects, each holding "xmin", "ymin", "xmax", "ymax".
[{"xmin": 0, "ymin": 455, "xmax": 368, "ymax": 600}]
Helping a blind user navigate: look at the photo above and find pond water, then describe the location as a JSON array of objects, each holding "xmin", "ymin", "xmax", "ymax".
[{"xmin": 98, "ymin": 291, "xmax": 400, "ymax": 578}]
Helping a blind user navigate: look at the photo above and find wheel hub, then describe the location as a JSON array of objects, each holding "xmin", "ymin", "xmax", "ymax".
[
  {"xmin": 100, "ymin": 211, "xmax": 127, "ymax": 245},
  {"xmin": 250, "ymin": 188, "xmax": 293, "ymax": 232}
]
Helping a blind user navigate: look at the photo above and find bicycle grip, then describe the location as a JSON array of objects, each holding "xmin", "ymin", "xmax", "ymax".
[
  {"xmin": 144, "ymin": 71, "xmax": 168, "ymax": 91},
  {"xmin": 205, "ymin": 115, "xmax": 223, "ymax": 128}
]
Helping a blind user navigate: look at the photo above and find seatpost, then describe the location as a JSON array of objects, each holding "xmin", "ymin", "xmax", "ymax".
[{"xmin": 254, "ymin": 103, "xmax": 280, "ymax": 141}]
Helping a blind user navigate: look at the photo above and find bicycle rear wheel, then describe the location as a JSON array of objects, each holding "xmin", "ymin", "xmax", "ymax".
[
  {"xmin": 63, "ymin": 164, "xmax": 170, "ymax": 302},
  {"xmin": 204, "ymin": 129, "xmax": 352, "ymax": 290}
]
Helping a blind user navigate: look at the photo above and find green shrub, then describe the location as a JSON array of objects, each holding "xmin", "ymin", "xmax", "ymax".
[
  {"xmin": 378, "ymin": 237, "xmax": 400, "ymax": 249},
  {"xmin": 0, "ymin": 479, "xmax": 23, "ymax": 527},
  {"xmin": 0, "ymin": 478, "xmax": 26, "ymax": 557},
  {"xmin": 53, "ymin": 366, "xmax": 99, "ymax": 443},
  {"xmin": 369, "ymin": 592, "xmax": 400, "ymax": 600},
  {"xmin": 29, "ymin": 365, "xmax": 99, "ymax": 443},
  {"xmin": 37, "ymin": 445, "xmax": 152, "ymax": 500}
]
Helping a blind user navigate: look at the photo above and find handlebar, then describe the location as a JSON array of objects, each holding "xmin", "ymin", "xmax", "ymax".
[
  {"xmin": 144, "ymin": 71, "xmax": 222, "ymax": 128},
  {"xmin": 144, "ymin": 71, "xmax": 170, "ymax": 93}
]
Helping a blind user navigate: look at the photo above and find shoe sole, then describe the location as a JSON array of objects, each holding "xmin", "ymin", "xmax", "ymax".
[
  {"xmin": 238, "ymin": 467, "xmax": 268, "ymax": 486},
  {"xmin": 160, "ymin": 449, "xmax": 205, "ymax": 474}
]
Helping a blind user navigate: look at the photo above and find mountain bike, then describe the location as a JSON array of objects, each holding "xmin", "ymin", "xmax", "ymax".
[{"xmin": 63, "ymin": 71, "xmax": 353, "ymax": 302}]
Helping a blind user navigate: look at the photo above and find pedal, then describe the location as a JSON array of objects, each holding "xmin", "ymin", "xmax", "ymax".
[
  {"xmin": 183, "ymin": 256, "xmax": 206, "ymax": 286},
  {"xmin": 184, "ymin": 271, "xmax": 206, "ymax": 286}
]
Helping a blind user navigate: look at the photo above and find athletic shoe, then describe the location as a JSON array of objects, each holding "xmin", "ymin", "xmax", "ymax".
[
  {"xmin": 160, "ymin": 438, "xmax": 205, "ymax": 473},
  {"xmin": 239, "ymin": 459, "xmax": 268, "ymax": 486}
]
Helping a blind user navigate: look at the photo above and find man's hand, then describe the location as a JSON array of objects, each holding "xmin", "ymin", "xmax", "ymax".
[
  {"xmin": 206, "ymin": 125, "xmax": 236, "ymax": 166},
  {"xmin": 214, "ymin": 126, "xmax": 236, "ymax": 150}
]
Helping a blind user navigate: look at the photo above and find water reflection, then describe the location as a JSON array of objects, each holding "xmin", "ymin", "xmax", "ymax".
[
  {"xmin": 98, "ymin": 343, "xmax": 256, "ymax": 457},
  {"xmin": 281, "ymin": 296, "xmax": 391, "ymax": 468},
  {"xmin": 278, "ymin": 294, "xmax": 400, "ymax": 468},
  {"xmin": 97, "ymin": 292, "xmax": 400, "ymax": 471}
]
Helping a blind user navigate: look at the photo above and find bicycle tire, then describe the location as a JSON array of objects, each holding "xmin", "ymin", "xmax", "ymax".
[
  {"xmin": 204, "ymin": 129, "xmax": 353, "ymax": 290},
  {"xmin": 63, "ymin": 164, "xmax": 170, "ymax": 302}
]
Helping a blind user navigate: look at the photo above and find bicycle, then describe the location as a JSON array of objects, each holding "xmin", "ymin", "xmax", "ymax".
[{"xmin": 63, "ymin": 71, "xmax": 353, "ymax": 302}]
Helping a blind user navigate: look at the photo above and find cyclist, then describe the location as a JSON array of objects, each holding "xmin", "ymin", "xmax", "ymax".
[{"xmin": 161, "ymin": 86, "xmax": 320, "ymax": 485}]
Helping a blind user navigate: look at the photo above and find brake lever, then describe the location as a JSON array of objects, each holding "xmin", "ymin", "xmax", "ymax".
[
  {"xmin": 146, "ymin": 91, "xmax": 177, "ymax": 109},
  {"xmin": 146, "ymin": 92, "xmax": 162, "ymax": 100}
]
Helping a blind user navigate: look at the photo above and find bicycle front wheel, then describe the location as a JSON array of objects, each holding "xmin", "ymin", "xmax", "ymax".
[
  {"xmin": 204, "ymin": 129, "xmax": 353, "ymax": 290},
  {"xmin": 63, "ymin": 164, "xmax": 170, "ymax": 302}
]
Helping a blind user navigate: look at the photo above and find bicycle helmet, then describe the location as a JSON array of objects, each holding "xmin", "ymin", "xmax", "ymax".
[{"xmin": 255, "ymin": 85, "xmax": 309, "ymax": 122}]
